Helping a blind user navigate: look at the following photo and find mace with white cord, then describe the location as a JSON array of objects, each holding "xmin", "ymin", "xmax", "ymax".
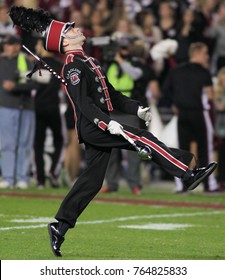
[{"xmin": 23, "ymin": 45, "xmax": 67, "ymax": 86}]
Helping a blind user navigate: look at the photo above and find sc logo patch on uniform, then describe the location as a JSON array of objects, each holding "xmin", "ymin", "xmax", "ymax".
[{"xmin": 66, "ymin": 68, "xmax": 81, "ymax": 85}]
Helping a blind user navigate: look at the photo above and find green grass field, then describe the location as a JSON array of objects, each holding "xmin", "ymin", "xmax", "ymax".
[{"xmin": 0, "ymin": 182, "xmax": 225, "ymax": 260}]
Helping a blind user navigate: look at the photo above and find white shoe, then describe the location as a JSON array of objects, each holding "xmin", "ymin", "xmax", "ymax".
[
  {"xmin": 16, "ymin": 181, "xmax": 28, "ymax": 189},
  {"xmin": 0, "ymin": 180, "xmax": 11, "ymax": 189},
  {"xmin": 48, "ymin": 174, "xmax": 59, "ymax": 188},
  {"xmin": 37, "ymin": 184, "xmax": 44, "ymax": 190}
]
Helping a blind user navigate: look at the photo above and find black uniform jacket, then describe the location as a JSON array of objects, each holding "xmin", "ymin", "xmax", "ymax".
[{"xmin": 62, "ymin": 50, "xmax": 140, "ymax": 142}]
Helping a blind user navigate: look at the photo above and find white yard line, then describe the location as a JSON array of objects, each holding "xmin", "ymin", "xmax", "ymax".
[
  {"xmin": 77, "ymin": 211, "xmax": 225, "ymax": 224},
  {"xmin": 0, "ymin": 224, "xmax": 47, "ymax": 231},
  {"xmin": 0, "ymin": 210, "xmax": 224, "ymax": 231},
  {"xmin": 119, "ymin": 223, "xmax": 194, "ymax": 230}
]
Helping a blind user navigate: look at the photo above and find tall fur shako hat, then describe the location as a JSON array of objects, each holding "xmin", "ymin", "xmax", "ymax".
[{"xmin": 9, "ymin": 5, "xmax": 75, "ymax": 53}]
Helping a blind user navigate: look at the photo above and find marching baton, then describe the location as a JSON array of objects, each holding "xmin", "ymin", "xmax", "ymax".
[
  {"xmin": 22, "ymin": 45, "xmax": 67, "ymax": 86},
  {"xmin": 120, "ymin": 129, "xmax": 152, "ymax": 160}
]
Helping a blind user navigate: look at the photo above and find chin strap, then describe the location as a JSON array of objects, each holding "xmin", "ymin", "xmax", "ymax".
[
  {"xmin": 61, "ymin": 33, "xmax": 82, "ymax": 40},
  {"xmin": 61, "ymin": 33, "xmax": 83, "ymax": 50}
]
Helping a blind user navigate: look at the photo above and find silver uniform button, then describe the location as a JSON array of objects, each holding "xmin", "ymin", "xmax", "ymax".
[
  {"xmin": 93, "ymin": 118, "xmax": 99, "ymax": 124},
  {"xmin": 95, "ymin": 76, "xmax": 99, "ymax": 82},
  {"xmin": 100, "ymin": 97, "xmax": 105, "ymax": 104},
  {"xmin": 97, "ymin": 86, "xmax": 102, "ymax": 93}
]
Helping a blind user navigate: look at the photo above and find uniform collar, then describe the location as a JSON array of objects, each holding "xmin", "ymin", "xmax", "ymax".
[{"xmin": 65, "ymin": 49, "xmax": 87, "ymax": 57}]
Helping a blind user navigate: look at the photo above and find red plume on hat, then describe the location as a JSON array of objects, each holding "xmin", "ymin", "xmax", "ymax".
[{"xmin": 9, "ymin": 5, "xmax": 75, "ymax": 53}]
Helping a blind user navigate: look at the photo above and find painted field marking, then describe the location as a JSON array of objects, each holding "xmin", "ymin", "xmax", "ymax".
[
  {"xmin": 77, "ymin": 210, "xmax": 225, "ymax": 224},
  {"xmin": 1, "ymin": 191, "xmax": 225, "ymax": 209},
  {"xmin": 12, "ymin": 217, "xmax": 53, "ymax": 223},
  {"xmin": 119, "ymin": 223, "xmax": 193, "ymax": 230},
  {"xmin": 0, "ymin": 224, "xmax": 47, "ymax": 231},
  {"xmin": 0, "ymin": 210, "xmax": 224, "ymax": 231}
]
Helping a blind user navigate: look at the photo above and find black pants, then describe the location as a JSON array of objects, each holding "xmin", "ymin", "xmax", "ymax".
[
  {"xmin": 34, "ymin": 108, "xmax": 65, "ymax": 185},
  {"xmin": 178, "ymin": 109, "xmax": 216, "ymax": 191},
  {"xmin": 55, "ymin": 119, "xmax": 193, "ymax": 227},
  {"xmin": 217, "ymin": 56, "xmax": 225, "ymax": 72},
  {"xmin": 218, "ymin": 138, "xmax": 225, "ymax": 182}
]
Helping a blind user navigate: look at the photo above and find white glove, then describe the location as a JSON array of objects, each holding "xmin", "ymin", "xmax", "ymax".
[
  {"xmin": 137, "ymin": 106, "xmax": 152, "ymax": 126},
  {"xmin": 107, "ymin": 120, "xmax": 123, "ymax": 135},
  {"xmin": 31, "ymin": 69, "xmax": 51, "ymax": 84}
]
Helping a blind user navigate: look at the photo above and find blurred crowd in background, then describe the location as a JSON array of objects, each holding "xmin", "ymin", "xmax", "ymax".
[{"xmin": 0, "ymin": 0, "xmax": 225, "ymax": 194}]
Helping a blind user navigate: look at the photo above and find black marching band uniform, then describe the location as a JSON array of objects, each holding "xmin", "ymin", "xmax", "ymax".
[
  {"xmin": 56, "ymin": 49, "xmax": 194, "ymax": 227},
  {"xmin": 9, "ymin": 5, "xmax": 217, "ymax": 257}
]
